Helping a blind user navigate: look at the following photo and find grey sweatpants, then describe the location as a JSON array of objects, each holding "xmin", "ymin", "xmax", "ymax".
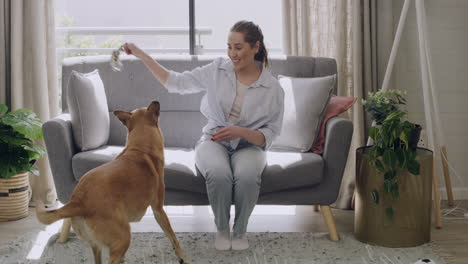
[{"xmin": 195, "ymin": 140, "xmax": 266, "ymax": 235}]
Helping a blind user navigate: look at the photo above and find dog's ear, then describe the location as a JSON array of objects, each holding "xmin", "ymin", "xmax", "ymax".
[
  {"xmin": 147, "ymin": 101, "xmax": 160, "ymax": 116},
  {"xmin": 113, "ymin": 111, "xmax": 132, "ymax": 126}
]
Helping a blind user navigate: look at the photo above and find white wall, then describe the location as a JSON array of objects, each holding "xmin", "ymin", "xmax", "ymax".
[{"xmin": 392, "ymin": 0, "xmax": 468, "ymax": 199}]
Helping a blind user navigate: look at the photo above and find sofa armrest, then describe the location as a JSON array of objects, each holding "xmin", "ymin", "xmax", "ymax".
[
  {"xmin": 321, "ymin": 116, "xmax": 353, "ymax": 203},
  {"xmin": 42, "ymin": 113, "xmax": 78, "ymax": 203}
]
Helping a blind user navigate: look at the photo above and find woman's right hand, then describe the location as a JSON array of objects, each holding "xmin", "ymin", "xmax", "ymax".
[{"xmin": 124, "ymin": 42, "xmax": 146, "ymax": 59}]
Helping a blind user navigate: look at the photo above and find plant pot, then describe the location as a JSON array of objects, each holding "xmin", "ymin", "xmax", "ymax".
[
  {"xmin": 0, "ymin": 172, "xmax": 30, "ymax": 221},
  {"xmin": 354, "ymin": 146, "xmax": 433, "ymax": 247},
  {"xmin": 392, "ymin": 124, "xmax": 422, "ymax": 150},
  {"xmin": 409, "ymin": 124, "xmax": 422, "ymax": 150}
]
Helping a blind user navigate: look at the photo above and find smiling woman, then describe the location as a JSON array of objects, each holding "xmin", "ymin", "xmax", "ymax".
[
  {"xmin": 123, "ymin": 20, "xmax": 285, "ymax": 251},
  {"xmin": 228, "ymin": 21, "xmax": 267, "ymax": 69}
]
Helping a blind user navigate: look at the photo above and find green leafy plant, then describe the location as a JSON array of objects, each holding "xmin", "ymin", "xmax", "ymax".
[
  {"xmin": 362, "ymin": 90, "xmax": 421, "ymax": 219},
  {"xmin": 0, "ymin": 104, "xmax": 45, "ymax": 179},
  {"xmin": 362, "ymin": 90, "xmax": 407, "ymax": 125}
]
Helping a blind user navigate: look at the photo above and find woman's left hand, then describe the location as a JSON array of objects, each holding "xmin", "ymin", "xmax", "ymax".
[{"xmin": 211, "ymin": 126, "xmax": 246, "ymax": 142}]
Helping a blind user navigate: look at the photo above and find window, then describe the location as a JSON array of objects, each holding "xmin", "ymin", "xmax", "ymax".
[
  {"xmin": 55, "ymin": 0, "xmax": 283, "ymax": 58},
  {"xmin": 55, "ymin": 0, "xmax": 190, "ymax": 58},
  {"xmin": 195, "ymin": 0, "xmax": 283, "ymax": 55}
]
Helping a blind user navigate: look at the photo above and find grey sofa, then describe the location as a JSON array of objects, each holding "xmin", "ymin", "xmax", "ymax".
[{"xmin": 43, "ymin": 55, "xmax": 353, "ymax": 241}]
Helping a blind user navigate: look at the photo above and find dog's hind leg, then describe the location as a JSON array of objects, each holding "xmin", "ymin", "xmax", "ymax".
[
  {"xmin": 58, "ymin": 218, "xmax": 72, "ymax": 243},
  {"xmin": 107, "ymin": 233, "xmax": 130, "ymax": 264},
  {"xmin": 104, "ymin": 222, "xmax": 131, "ymax": 264},
  {"xmin": 90, "ymin": 243, "xmax": 102, "ymax": 264},
  {"xmin": 84, "ymin": 216, "xmax": 130, "ymax": 264},
  {"xmin": 151, "ymin": 202, "xmax": 189, "ymax": 264}
]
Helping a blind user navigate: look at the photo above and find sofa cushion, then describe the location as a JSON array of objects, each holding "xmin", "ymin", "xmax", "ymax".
[
  {"xmin": 66, "ymin": 70, "xmax": 110, "ymax": 151},
  {"xmin": 72, "ymin": 146, "xmax": 324, "ymax": 194},
  {"xmin": 311, "ymin": 95, "xmax": 357, "ymax": 154},
  {"xmin": 260, "ymin": 150, "xmax": 324, "ymax": 193},
  {"xmin": 271, "ymin": 75, "xmax": 335, "ymax": 152},
  {"xmin": 72, "ymin": 146, "xmax": 207, "ymax": 194}
]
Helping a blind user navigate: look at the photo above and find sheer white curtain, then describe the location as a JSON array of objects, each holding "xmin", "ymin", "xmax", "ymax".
[
  {"xmin": 282, "ymin": 0, "xmax": 394, "ymax": 208},
  {"xmin": 2, "ymin": 0, "xmax": 59, "ymax": 206}
]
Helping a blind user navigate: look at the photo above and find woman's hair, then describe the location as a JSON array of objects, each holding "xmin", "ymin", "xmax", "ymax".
[{"xmin": 230, "ymin": 20, "xmax": 269, "ymax": 68}]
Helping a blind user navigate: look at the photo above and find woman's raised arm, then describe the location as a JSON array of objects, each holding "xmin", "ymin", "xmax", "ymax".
[{"xmin": 125, "ymin": 42, "xmax": 170, "ymax": 86}]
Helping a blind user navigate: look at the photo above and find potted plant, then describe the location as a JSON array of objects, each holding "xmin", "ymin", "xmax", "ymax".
[
  {"xmin": 362, "ymin": 90, "xmax": 423, "ymax": 218},
  {"xmin": 0, "ymin": 104, "xmax": 45, "ymax": 221},
  {"xmin": 366, "ymin": 109, "xmax": 421, "ymax": 218},
  {"xmin": 362, "ymin": 90, "xmax": 422, "ymax": 150},
  {"xmin": 354, "ymin": 90, "xmax": 433, "ymax": 247}
]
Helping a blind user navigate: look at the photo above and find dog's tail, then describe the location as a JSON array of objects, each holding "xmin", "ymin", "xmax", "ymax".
[{"xmin": 36, "ymin": 200, "xmax": 85, "ymax": 225}]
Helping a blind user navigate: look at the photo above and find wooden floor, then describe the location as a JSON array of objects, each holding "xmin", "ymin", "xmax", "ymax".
[{"xmin": 1, "ymin": 201, "xmax": 467, "ymax": 263}]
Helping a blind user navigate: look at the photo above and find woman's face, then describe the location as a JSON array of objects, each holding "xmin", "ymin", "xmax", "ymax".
[{"xmin": 227, "ymin": 32, "xmax": 259, "ymax": 71}]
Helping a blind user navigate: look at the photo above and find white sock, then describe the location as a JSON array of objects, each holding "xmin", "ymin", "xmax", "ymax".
[
  {"xmin": 214, "ymin": 231, "xmax": 231, "ymax": 250},
  {"xmin": 231, "ymin": 233, "xmax": 249, "ymax": 250}
]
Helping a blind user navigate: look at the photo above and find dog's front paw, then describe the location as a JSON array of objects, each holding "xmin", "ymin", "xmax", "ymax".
[{"xmin": 179, "ymin": 258, "xmax": 190, "ymax": 264}]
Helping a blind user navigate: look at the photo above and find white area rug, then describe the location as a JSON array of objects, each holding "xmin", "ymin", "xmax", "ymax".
[{"xmin": 0, "ymin": 230, "xmax": 445, "ymax": 264}]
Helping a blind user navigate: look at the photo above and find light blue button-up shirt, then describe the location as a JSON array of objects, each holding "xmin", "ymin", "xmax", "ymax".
[{"xmin": 165, "ymin": 57, "xmax": 284, "ymax": 150}]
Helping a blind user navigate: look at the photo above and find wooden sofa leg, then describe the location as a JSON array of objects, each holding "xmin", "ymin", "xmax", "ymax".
[
  {"xmin": 58, "ymin": 218, "xmax": 72, "ymax": 243},
  {"xmin": 313, "ymin": 205, "xmax": 320, "ymax": 212},
  {"xmin": 320, "ymin": 205, "xmax": 340, "ymax": 241}
]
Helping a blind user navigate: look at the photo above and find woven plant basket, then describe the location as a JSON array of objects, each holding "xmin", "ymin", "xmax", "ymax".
[{"xmin": 0, "ymin": 172, "xmax": 30, "ymax": 221}]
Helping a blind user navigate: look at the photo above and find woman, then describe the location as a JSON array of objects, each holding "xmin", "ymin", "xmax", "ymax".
[{"xmin": 125, "ymin": 20, "xmax": 284, "ymax": 251}]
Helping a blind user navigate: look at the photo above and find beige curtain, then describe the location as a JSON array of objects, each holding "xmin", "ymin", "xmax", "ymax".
[
  {"xmin": 1, "ymin": 1, "xmax": 11, "ymax": 105},
  {"xmin": 2, "ymin": 0, "xmax": 59, "ymax": 206},
  {"xmin": 282, "ymin": 0, "xmax": 395, "ymax": 209}
]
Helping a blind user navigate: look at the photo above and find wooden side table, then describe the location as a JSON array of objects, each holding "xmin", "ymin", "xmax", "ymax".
[{"xmin": 354, "ymin": 146, "xmax": 433, "ymax": 247}]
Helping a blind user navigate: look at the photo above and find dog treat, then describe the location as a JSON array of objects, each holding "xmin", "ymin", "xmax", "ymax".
[{"xmin": 110, "ymin": 44, "xmax": 125, "ymax": 72}]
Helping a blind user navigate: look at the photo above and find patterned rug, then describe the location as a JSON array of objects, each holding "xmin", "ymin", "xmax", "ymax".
[{"xmin": 0, "ymin": 229, "xmax": 445, "ymax": 264}]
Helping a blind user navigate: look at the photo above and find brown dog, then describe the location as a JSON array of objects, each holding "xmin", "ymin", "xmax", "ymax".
[{"xmin": 36, "ymin": 101, "xmax": 189, "ymax": 264}]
